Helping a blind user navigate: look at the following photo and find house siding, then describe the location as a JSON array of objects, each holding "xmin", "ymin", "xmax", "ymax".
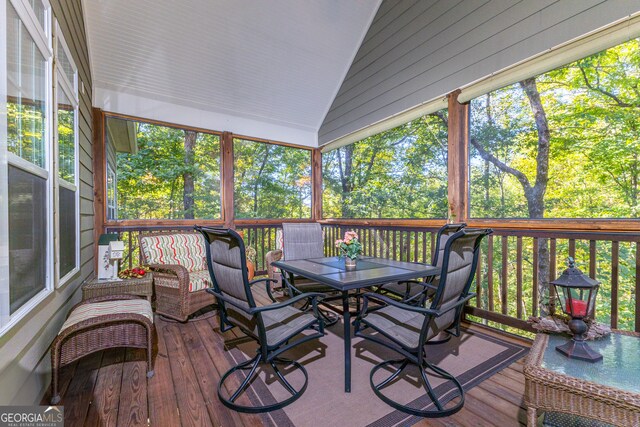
[
  {"xmin": 0, "ymin": 0, "xmax": 93, "ymax": 404},
  {"xmin": 319, "ymin": 0, "xmax": 640, "ymax": 145}
]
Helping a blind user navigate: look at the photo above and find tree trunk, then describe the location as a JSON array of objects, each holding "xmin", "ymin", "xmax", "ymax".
[
  {"xmin": 183, "ymin": 130, "xmax": 196, "ymax": 219},
  {"xmin": 253, "ymin": 145, "xmax": 271, "ymax": 216},
  {"xmin": 337, "ymin": 145, "xmax": 355, "ymax": 217},
  {"xmin": 483, "ymin": 160, "xmax": 490, "ymax": 213},
  {"xmin": 520, "ymin": 78, "xmax": 552, "ymax": 315}
]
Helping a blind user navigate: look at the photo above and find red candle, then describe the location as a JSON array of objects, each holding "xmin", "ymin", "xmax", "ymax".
[{"xmin": 566, "ymin": 299, "xmax": 588, "ymax": 317}]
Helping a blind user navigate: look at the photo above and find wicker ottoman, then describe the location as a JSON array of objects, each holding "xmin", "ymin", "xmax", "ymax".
[{"xmin": 50, "ymin": 295, "xmax": 155, "ymax": 404}]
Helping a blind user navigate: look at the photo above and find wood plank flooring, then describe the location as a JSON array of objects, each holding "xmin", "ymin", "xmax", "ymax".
[{"xmin": 42, "ymin": 287, "xmax": 531, "ymax": 427}]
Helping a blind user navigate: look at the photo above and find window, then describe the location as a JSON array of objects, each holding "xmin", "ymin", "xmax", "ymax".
[
  {"xmin": 1, "ymin": 0, "xmax": 53, "ymax": 326},
  {"xmin": 55, "ymin": 21, "xmax": 78, "ymax": 283},
  {"xmin": 469, "ymin": 37, "xmax": 640, "ymax": 220},
  {"xmin": 233, "ymin": 138, "xmax": 312, "ymax": 219},
  {"xmin": 105, "ymin": 116, "xmax": 222, "ymax": 220},
  {"xmin": 106, "ymin": 163, "xmax": 117, "ymax": 219},
  {"xmin": 322, "ymin": 110, "xmax": 448, "ymax": 219}
]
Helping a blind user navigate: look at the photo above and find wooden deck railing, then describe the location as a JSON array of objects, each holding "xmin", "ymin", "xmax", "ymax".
[
  {"xmin": 105, "ymin": 222, "xmax": 640, "ymax": 334},
  {"xmin": 323, "ymin": 223, "xmax": 640, "ymax": 333}
]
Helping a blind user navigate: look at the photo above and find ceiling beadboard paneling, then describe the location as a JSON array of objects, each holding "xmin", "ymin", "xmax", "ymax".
[
  {"xmin": 84, "ymin": 0, "xmax": 380, "ymax": 140},
  {"xmin": 319, "ymin": 0, "xmax": 640, "ymax": 145}
]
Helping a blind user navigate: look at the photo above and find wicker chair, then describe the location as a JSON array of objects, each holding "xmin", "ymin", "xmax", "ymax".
[
  {"xmin": 196, "ymin": 226, "xmax": 325, "ymax": 413},
  {"xmin": 138, "ymin": 231, "xmax": 216, "ymax": 322},
  {"xmin": 378, "ymin": 223, "xmax": 467, "ymax": 303},
  {"xmin": 354, "ymin": 228, "xmax": 491, "ymax": 417}
]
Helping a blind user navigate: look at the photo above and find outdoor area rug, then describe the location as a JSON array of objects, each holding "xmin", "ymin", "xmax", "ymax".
[{"xmin": 223, "ymin": 322, "xmax": 528, "ymax": 427}]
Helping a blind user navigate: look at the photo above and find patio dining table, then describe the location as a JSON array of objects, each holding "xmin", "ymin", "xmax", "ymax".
[{"xmin": 272, "ymin": 256, "xmax": 439, "ymax": 392}]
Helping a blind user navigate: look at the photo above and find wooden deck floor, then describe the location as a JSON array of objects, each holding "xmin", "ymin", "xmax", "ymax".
[{"xmin": 43, "ymin": 288, "xmax": 531, "ymax": 427}]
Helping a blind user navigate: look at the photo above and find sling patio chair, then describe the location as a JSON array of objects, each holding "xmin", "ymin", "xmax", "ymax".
[
  {"xmin": 377, "ymin": 223, "xmax": 467, "ymax": 305},
  {"xmin": 354, "ymin": 228, "xmax": 491, "ymax": 418},
  {"xmin": 195, "ymin": 226, "xmax": 326, "ymax": 413},
  {"xmin": 267, "ymin": 222, "xmax": 341, "ymax": 325}
]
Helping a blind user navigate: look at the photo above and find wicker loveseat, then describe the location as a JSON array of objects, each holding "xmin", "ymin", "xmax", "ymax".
[{"xmin": 139, "ymin": 231, "xmax": 216, "ymax": 321}]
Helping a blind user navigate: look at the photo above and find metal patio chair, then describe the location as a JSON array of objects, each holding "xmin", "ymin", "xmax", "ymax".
[
  {"xmin": 195, "ymin": 226, "xmax": 326, "ymax": 413},
  {"xmin": 269, "ymin": 222, "xmax": 341, "ymax": 325},
  {"xmin": 378, "ymin": 223, "xmax": 467, "ymax": 304},
  {"xmin": 354, "ymin": 228, "xmax": 491, "ymax": 418}
]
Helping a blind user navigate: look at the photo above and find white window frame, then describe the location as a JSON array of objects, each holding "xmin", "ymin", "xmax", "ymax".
[
  {"xmin": 0, "ymin": 0, "xmax": 53, "ymax": 334},
  {"xmin": 106, "ymin": 163, "xmax": 117, "ymax": 220},
  {"xmin": 54, "ymin": 20, "xmax": 79, "ymax": 287}
]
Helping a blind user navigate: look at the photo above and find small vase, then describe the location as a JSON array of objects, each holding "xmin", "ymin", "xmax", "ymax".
[{"xmin": 345, "ymin": 257, "xmax": 357, "ymax": 270}]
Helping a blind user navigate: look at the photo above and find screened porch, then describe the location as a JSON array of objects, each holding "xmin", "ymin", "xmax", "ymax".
[{"xmin": 2, "ymin": 1, "xmax": 640, "ymax": 426}]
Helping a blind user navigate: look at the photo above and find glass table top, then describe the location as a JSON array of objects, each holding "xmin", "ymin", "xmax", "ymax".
[{"xmin": 542, "ymin": 333, "xmax": 640, "ymax": 393}]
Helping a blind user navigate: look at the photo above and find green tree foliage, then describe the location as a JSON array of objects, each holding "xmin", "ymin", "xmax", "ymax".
[
  {"xmin": 112, "ymin": 120, "xmax": 221, "ymax": 219},
  {"xmin": 234, "ymin": 138, "xmax": 311, "ymax": 218},
  {"xmin": 470, "ymin": 38, "xmax": 640, "ymax": 219},
  {"xmin": 322, "ymin": 111, "xmax": 449, "ymax": 219}
]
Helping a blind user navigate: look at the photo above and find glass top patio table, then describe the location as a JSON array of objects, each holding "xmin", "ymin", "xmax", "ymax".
[
  {"xmin": 272, "ymin": 256, "xmax": 439, "ymax": 291},
  {"xmin": 272, "ymin": 256, "xmax": 439, "ymax": 393}
]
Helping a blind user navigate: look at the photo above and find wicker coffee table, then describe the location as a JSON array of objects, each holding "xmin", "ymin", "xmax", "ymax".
[
  {"xmin": 524, "ymin": 331, "xmax": 640, "ymax": 426},
  {"xmin": 82, "ymin": 274, "xmax": 153, "ymax": 302}
]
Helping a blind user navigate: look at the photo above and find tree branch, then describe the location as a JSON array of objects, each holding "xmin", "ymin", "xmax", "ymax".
[
  {"xmin": 429, "ymin": 110, "xmax": 448, "ymax": 127},
  {"xmin": 470, "ymin": 137, "xmax": 532, "ymax": 191},
  {"xmin": 579, "ymin": 65, "xmax": 636, "ymax": 107}
]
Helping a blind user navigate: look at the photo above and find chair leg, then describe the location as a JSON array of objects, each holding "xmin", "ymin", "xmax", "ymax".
[
  {"xmin": 374, "ymin": 359, "xmax": 408, "ymax": 389},
  {"xmin": 146, "ymin": 324, "xmax": 155, "ymax": 378},
  {"xmin": 369, "ymin": 358, "xmax": 465, "ymax": 418},
  {"xmin": 50, "ymin": 359, "xmax": 61, "ymax": 405},
  {"xmin": 318, "ymin": 308, "xmax": 339, "ymax": 326},
  {"xmin": 270, "ymin": 361, "xmax": 297, "ymax": 395},
  {"xmin": 229, "ymin": 354, "xmax": 262, "ymax": 403},
  {"xmin": 218, "ymin": 353, "xmax": 309, "ymax": 413},
  {"xmin": 50, "ymin": 342, "xmax": 62, "ymax": 405}
]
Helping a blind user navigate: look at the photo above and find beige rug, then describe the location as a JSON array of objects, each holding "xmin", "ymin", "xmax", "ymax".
[{"xmin": 223, "ymin": 322, "xmax": 527, "ymax": 427}]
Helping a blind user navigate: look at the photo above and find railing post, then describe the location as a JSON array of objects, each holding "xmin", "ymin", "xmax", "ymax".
[
  {"xmin": 312, "ymin": 148, "xmax": 322, "ymax": 221},
  {"xmin": 447, "ymin": 90, "xmax": 469, "ymax": 223},
  {"xmin": 221, "ymin": 131, "xmax": 235, "ymax": 229}
]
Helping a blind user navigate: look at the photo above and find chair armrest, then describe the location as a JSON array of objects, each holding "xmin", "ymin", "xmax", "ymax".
[
  {"xmin": 206, "ymin": 289, "xmax": 252, "ymax": 313},
  {"xmin": 249, "ymin": 278, "xmax": 277, "ymax": 302},
  {"xmin": 252, "ymin": 292, "xmax": 325, "ymax": 314},
  {"xmin": 360, "ymin": 292, "xmax": 476, "ymax": 318},
  {"xmin": 147, "ymin": 263, "xmax": 189, "ymax": 279},
  {"xmin": 398, "ymin": 280, "xmax": 438, "ymax": 292},
  {"xmin": 147, "ymin": 264, "xmax": 190, "ymax": 298},
  {"xmin": 206, "ymin": 288, "xmax": 324, "ymax": 315}
]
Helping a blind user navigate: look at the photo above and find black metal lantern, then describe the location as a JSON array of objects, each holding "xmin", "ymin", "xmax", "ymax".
[{"xmin": 550, "ymin": 257, "xmax": 602, "ymax": 362}]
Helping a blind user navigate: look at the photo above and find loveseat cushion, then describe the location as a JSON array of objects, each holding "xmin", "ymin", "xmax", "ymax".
[
  {"xmin": 189, "ymin": 270, "xmax": 213, "ymax": 292},
  {"xmin": 140, "ymin": 233, "xmax": 207, "ymax": 272}
]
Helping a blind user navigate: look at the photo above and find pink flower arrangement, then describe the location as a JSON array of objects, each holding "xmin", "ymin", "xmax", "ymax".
[{"xmin": 335, "ymin": 230, "xmax": 362, "ymax": 260}]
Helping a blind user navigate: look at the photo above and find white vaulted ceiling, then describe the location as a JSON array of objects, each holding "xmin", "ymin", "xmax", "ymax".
[{"xmin": 83, "ymin": 0, "xmax": 380, "ymax": 146}]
